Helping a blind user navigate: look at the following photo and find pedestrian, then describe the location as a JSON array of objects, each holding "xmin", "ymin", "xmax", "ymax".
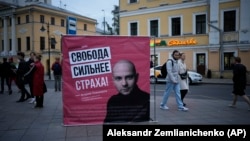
[
  {"xmin": 159, "ymin": 50, "xmax": 188, "ymax": 111},
  {"xmin": 228, "ymin": 56, "xmax": 250, "ymax": 110},
  {"xmin": 16, "ymin": 52, "xmax": 31, "ymax": 102},
  {"xmin": 51, "ymin": 57, "xmax": 62, "ymax": 92},
  {"xmin": 150, "ymin": 60, "xmax": 153, "ymax": 68},
  {"xmin": 9, "ymin": 57, "xmax": 20, "ymax": 93},
  {"xmin": 0, "ymin": 58, "xmax": 12, "ymax": 95},
  {"xmin": 104, "ymin": 59, "xmax": 150, "ymax": 123},
  {"xmin": 178, "ymin": 52, "xmax": 189, "ymax": 106},
  {"xmin": 24, "ymin": 54, "xmax": 45, "ymax": 108},
  {"xmin": 26, "ymin": 52, "xmax": 36, "ymax": 104}
]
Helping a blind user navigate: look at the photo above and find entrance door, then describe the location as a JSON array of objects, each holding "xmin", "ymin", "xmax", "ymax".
[{"xmin": 196, "ymin": 53, "xmax": 206, "ymax": 75}]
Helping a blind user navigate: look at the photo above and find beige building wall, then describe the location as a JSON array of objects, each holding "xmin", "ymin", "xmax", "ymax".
[
  {"xmin": 0, "ymin": 4, "xmax": 97, "ymax": 76},
  {"xmin": 120, "ymin": 0, "xmax": 250, "ymax": 79}
]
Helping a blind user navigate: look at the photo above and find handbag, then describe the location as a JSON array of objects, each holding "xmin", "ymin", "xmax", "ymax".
[
  {"xmin": 43, "ymin": 82, "xmax": 47, "ymax": 93},
  {"xmin": 179, "ymin": 71, "xmax": 188, "ymax": 80}
]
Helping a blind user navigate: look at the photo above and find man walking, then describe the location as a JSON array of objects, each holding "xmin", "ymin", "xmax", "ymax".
[
  {"xmin": 229, "ymin": 57, "xmax": 250, "ymax": 110},
  {"xmin": 160, "ymin": 50, "xmax": 188, "ymax": 111}
]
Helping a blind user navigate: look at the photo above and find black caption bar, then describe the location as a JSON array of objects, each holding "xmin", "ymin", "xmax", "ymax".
[{"xmin": 103, "ymin": 124, "xmax": 250, "ymax": 140}]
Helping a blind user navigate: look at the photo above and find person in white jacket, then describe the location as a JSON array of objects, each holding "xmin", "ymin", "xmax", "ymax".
[
  {"xmin": 160, "ymin": 50, "xmax": 188, "ymax": 111},
  {"xmin": 178, "ymin": 53, "xmax": 189, "ymax": 106}
]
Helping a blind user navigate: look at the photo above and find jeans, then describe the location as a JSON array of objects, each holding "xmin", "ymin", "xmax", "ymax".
[
  {"xmin": 54, "ymin": 75, "xmax": 61, "ymax": 91},
  {"xmin": 160, "ymin": 82, "xmax": 185, "ymax": 109}
]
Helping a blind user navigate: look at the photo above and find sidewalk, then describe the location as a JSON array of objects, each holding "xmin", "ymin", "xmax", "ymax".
[{"xmin": 0, "ymin": 80, "xmax": 250, "ymax": 141}]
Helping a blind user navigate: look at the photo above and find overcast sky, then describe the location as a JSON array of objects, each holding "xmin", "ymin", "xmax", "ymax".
[{"xmin": 52, "ymin": 0, "xmax": 119, "ymax": 29}]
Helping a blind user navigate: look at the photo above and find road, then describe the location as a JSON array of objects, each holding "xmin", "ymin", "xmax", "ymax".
[
  {"xmin": 44, "ymin": 80, "xmax": 250, "ymax": 102},
  {"xmin": 150, "ymin": 83, "xmax": 250, "ymax": 102}
]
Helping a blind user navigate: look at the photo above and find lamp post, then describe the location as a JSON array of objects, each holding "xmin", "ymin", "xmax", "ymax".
[
  {"xmin": 102, "ymin": 9, "xmax": 105, "ymax": 34},
  {"xmin": 40, "ymin": 22, "xmax": 51, "ymax": 80},
  {"xmin": 208, "ymin": 23, "xmax": 223, "ymax": 79}
]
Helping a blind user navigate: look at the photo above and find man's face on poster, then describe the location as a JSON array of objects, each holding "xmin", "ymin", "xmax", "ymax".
[{"xmin": 112, "ymin": 61, "xmax": 138, "ymax": 95}]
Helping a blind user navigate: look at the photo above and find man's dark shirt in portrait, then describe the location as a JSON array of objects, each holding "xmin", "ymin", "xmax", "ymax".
[{"xmin": 104, "ymin": 85, "xmax": 150, "ymax": 123}]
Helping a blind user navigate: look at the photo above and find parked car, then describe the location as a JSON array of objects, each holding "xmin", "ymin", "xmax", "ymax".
[{"xmin": 150, "ymin": 65, "xmax": 203, "ymax": 84}]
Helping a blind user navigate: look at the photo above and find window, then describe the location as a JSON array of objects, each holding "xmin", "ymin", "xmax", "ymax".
[
  {"xmin": 40, "ymin": 15, "xmax": 45, "ymax": 23},
  {"xmin": 17, "ymin": 38, "xmax": 21, "ymax": 51},
  {"xmin": 9, "ymin": 39, "xmax": 11, "ymax": 51},
  {"xmin": 51, "ymin": 17, "xmax": 55, "ymax": 25},
  {"xmin": 26, "ymin": 37, "xmax": 30, "ymax": 51},
  {"xmin": 51, "ymin": 38, "xmax": 56, "ymax": 49},
  {"xmin": 130, "ymin": 22, "xmax": 138, "ymax": 36},
  {"xmin": 129, "ymin": 0, "xmax": 137, "ymax": 4},
  {"xmin": 9, "ymin": 18, "xmax": 11, "ymax": 26},
  {"xmin": 40, "ymin": 37, "xmax": 45, "ymax": 50},
  {"xmin": 1, "ymin": 40, "xmax": 3, "ymax": 51},
  {"xmin": 84, "ymin": 24, "xmax": 87, "ymax": 31},
  {"xmin": 150, "ymin": 20, "xmax": 158, "ymax": 37},
  {"xmin": 224, "ymin": 10, "xmax": 236, "ymax": 32},
  {"xmin": 171, "ymin": 17, "xmax": 181, "ymax": 36},
  {"xmin": 17, "ymin": 17, "xmax": 21, "ymax": 24},
  {"xmin": 224, "ymin": 52, "xmax": 234, "ymax": 70},
  {"xmin": 26, "ymin": 15, "xmax": 29, "ymax": 23},
  {"xmin": 61, "ymin": 19, "xmax": 65, "ymax": 27},
  {"xmin": 196, "ymin": 14, "xmax": 206, "ymax": 34}
]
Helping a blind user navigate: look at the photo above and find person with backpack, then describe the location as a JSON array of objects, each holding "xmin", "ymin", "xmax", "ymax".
[
  {"xmin": 51, "ymin": 57, "xmax": 62, "ymax": 92},
  {"xmin": 159, "ymin": 50, "xmax": 189, "ymax": 111}
]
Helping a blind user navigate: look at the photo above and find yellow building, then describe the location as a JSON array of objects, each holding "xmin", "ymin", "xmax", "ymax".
[
  {"xmin": 0, "ymin": 1, "xmax": 97, "ymax": 77},
  {"xmin": 119, "ymin": 0, "xmax": 250, "ymax": 79}
]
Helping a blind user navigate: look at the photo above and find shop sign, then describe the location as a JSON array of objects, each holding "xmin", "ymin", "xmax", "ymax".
[
  {"xmin": 168, "ymin": 38, "xmax": 197, "ymax": 46},
  {"xmin": 150, "ymin": 38, "xmax": 197, "ymax": 47},
  {"xmin": 150, "ymin": 39, "xmax": 166, "ymax": 47}
]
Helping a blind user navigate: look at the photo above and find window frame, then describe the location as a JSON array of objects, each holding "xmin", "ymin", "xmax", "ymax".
[
  {"xmin": 84, "ymin": 24, "xmax": 87, "ymax": 31},
  {"xmin": 128, "ymin": 0, "xmax": 138, "ymax": 4},
  {"xmin": 26, "ymin": 36, "xmax": 30, "ymax": 51},
  {"xmin": 193, "ymin": 13, "xmax": 207, "ymax": 34},
  {"xmin": 129, "ymin": 21, "xmax": 138, "ymax": 36},
  {"xmin": 40, "ymin": 36, "xmax": 45, "ymax": 50},
  {"xmin": 61, "ymin": 19, "xmax": 65, "ymax": 27},
  {"xmin": 169, "ymin": 16, "xmax": 182, "ymax": 36},
  {"xmin": 51, "ymin": 17, "xmax": 55, "ymax": 25},
  {"xmin": 26, "ymin": 15, "xmax": 29, "ymax": 23},
  {"xmin": 221, "ymin": 8, "xmax": 239, "ymax": 32},
  {"xmin": 40, "ymin": 15, "xmax": 45, "ymax": 23},
  {"xmin": 17, "ymin": 16, "xmax": 21, "ymax": 25},
  {"xmin": 148, "ymin": 18, "xmax": 160, "ymax": 37}
]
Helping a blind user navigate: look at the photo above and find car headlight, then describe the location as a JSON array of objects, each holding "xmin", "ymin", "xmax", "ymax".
[{"xmin": 189, "ymin": 73, "xmax": 201, "ymax": 77}]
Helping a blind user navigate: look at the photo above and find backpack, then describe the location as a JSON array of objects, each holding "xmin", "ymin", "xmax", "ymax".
[
  {"xmin": 53, "ymin": 63, "xmax": 62, "ymax": 75},
  {"xmin": 161, "ymin": 59, "xmax": 174, "ymax": 78}
]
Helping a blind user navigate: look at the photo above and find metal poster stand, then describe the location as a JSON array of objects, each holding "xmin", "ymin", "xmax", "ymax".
[{"xmin": 150, "ymin": 36, "xmax": 158, "ymax": 123}]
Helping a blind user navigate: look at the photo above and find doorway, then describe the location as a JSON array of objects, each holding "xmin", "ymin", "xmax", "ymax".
[{"xmin": 196, "ymin": 53, "xmax": 206, "ymax": 75}]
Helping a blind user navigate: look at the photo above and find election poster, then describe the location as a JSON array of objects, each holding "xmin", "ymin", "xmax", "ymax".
[{"xmin": 61, "ymin": 35, "xmax": 150, "ymax": 125}]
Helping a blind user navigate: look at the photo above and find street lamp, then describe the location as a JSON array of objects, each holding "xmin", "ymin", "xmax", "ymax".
[
  {"xmin": 102, "ymin": 9, "xmax": 106, "ymax": 34},
  {"xmin": 208, "ymin": 23, "xmax": 223, "ymax": 79},
  {"xmin": 40, "ymin": 22, "xmax": 57, "ymax": 80}
]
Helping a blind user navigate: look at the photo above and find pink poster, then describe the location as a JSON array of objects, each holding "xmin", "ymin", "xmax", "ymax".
[{"xmin": 62, "ymin": 35, "xmax": 150, "ymax": 125}]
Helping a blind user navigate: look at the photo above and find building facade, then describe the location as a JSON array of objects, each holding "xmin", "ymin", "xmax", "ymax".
[
  {"xmin": 0, "ymin": 0, "xmax": 97, "ymax": 75},
  {"xmin": 119, "ymin": 0, "xmax": 250, "ymax": 79}
]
